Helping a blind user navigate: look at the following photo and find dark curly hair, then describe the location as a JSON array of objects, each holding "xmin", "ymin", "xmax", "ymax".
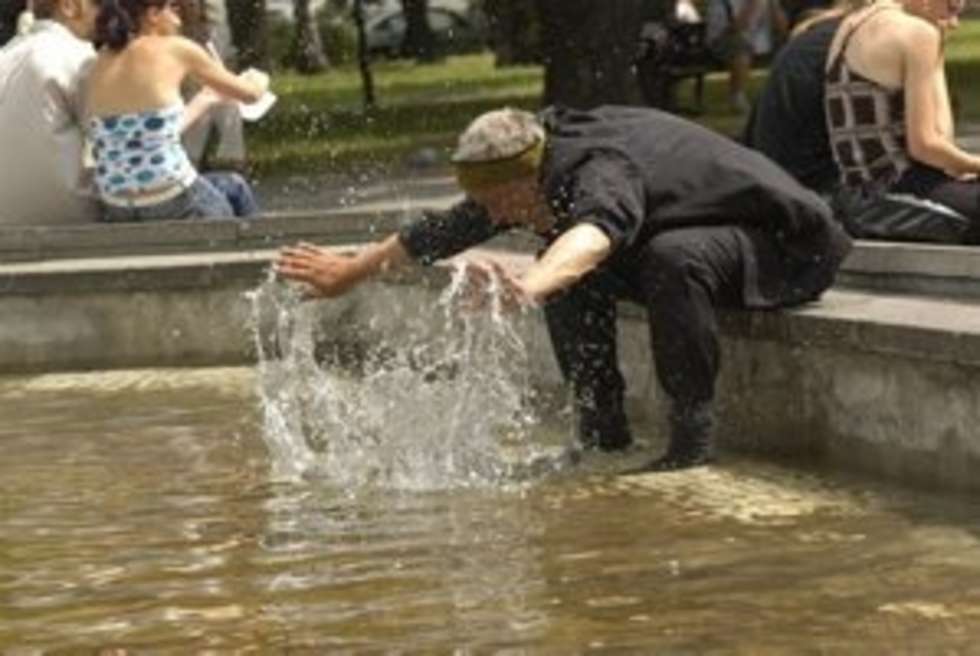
[{"xmin": 95, "ymin": 0, "xmax": 170, "ymax": 50}]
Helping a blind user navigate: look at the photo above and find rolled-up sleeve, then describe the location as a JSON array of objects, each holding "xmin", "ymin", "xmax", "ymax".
[
  {"xmin": 397, "ymin": 198, "xmax": 505, "ymax": 265},
  {"xmin": 561, "ymin": 154, "xmax": 646, "ymax": 253}
]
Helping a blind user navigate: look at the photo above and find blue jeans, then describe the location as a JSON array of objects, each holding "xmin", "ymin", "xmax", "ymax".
[
  {"xmin": 102, "ymin": 172, "xmax": 259, "ymax": 222},
  {"xmin": 202, "ymin": 172, "xmax": 260, "ymax": 218}
]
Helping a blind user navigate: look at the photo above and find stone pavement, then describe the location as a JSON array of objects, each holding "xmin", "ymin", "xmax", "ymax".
[
  {"xmin": 254, "ymin": 166, "xmax": 461, "ymax": 215},
  {"xmin": 251, "ymin": 124, "xmax": 980, "ymax": 214}
]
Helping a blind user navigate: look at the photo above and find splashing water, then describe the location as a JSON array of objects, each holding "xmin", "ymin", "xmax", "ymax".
[{"xmin": 248, "ymin": 263, "xmax": 574, "ymax": 490}]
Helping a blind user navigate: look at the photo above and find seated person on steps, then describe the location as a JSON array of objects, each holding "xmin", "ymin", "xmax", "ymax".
[{"xmin": 84, "ymin": 0, "xmax": 266, "ymax": 222}]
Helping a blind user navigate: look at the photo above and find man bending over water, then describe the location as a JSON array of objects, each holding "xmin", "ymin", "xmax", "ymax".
[{"xmin": 276, "ymin": 106, "xmax": 851, "ymax": 472}]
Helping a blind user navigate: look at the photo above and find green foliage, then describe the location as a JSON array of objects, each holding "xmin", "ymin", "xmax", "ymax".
[
  {"xmin": 248, "ymin": 19, "xmax": 980, "ymax": 177},
  {"xmin": 265, "ymin": 13, "xmax": 294, "ymax": 70},
  {"xmin": 247, "ymin": 53, "xmax": 540, "ymax": 174},
  {"xmin": 944, "ymin": 19, "xmax": 980, "ymax": 122},
  {"xmin": 265, "ymin": 7, "xmax": 359, "ymax": 71},
  {"xmin": 318, "ymin": 12, "xmax": 359, "ymax": 65}
]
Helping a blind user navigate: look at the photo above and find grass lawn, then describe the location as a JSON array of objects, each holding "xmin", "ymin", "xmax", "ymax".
[
  {"xmin": 247, "ymin": 56, "xmax": 541, "ymax": 176},
  {"xmin": 248, "ymin": 19, "xmax": 980, "ymax": 177}
]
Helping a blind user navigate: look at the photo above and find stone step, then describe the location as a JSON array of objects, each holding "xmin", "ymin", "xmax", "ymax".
[{"xmin": 4, "ymin": 210, "xmax": 980, "ymax": 300}]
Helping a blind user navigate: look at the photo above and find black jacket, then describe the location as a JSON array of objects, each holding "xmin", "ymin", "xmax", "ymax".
[{"xmin": 400, "ymin": 105, "xmax": 851, "ymax": 308}]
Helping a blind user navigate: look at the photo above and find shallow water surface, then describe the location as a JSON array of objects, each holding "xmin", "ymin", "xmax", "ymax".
[{"xmin": 2, "ymin": 368, "xmax": 980, "ymax": 653}]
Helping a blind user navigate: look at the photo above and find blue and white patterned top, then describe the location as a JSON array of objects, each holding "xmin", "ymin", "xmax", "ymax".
[{"xmin": 88, "ymin": 103, "xmax": 197, "ymax": 198}]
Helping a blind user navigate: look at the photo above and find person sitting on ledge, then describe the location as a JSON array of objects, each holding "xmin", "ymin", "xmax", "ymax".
[
  {"xmin": 177, "ymin": 0, "xmax": 249, "ymax": 174},
  {"xmin": 275, "ymin": 105, "xmax": 852, "ymax": 472},
  {"xmin": 823, "ymin": 0, "xmax": 980, "ymax": 243},
  {"xmin": 84, "ymin": 0, "xmax": 266, "ymax": 222},
  {"xmin": 0, "ymin": 0, "xmax": 101, "ymax": 226},
  {"xmin": 743, "ymin": 2, "xmax": 855, "ymax": 196}
]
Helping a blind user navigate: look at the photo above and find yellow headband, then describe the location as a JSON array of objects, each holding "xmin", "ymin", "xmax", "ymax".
[{"xmin": 454, "ymin": 138, "xmax": 545, "ymax": 195}]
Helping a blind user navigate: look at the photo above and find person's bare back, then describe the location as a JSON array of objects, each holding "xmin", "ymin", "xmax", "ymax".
[{"xmin": 87, "ymin": 36, "xmax": 187, "ymax": 115}]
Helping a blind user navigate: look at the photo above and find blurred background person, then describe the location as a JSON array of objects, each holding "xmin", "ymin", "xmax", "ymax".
[
  {"xmin": 178, "ymin": 0, "xmax": 249, "ymax": 172},
  {"xmin": 706, "ymin": 0, "xmax": 788, "ymax": 113}
]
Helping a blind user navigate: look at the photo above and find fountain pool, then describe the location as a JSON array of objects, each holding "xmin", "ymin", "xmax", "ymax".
[{"xmin": 3, "ymin": 366, "xmax": 980, "ymax": 652}]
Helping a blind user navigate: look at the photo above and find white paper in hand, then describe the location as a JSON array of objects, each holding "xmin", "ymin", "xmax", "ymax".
[{"xmin": 239, "ymin": 92, "xmax": 277, "ymax": 121}]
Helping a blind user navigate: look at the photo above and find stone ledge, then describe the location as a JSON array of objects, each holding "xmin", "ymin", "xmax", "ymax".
[
  {"xmin": 5, "ymin": 210, "xmax": 980, "ymax": 299},
  {"xmin": 3, "ymin": 248, "xmax": 980, "ymax": 366},
  {"xmin": 0, "ymin": 209, "xmax": 412, "ymax": 263},
  {"xmin": 837, "ymin": 240, "xmax": 980, "ymax": 299}
]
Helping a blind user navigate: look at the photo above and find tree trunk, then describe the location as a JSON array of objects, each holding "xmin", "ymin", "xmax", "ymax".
[
  {"xmin": 400, "ymin": 0, "xmax": 437, "ymax": 62},
  {"xmin": 485, "ymin": 0, "xmax": 540, "ymax": 66},
  {"xmin": 353, "ymin": 0, "xmax": 376, "ymax": 110},
  {"xmin": 290, "ymin": 0, "xmax": 329, "ymax": 73},
  {"xmin": 227, "ymin": 0, "xmax": 268, "ymax": 69},
  {"xmin": 537, "ymin": 0, "xmax": 646, "ymax": 109}
]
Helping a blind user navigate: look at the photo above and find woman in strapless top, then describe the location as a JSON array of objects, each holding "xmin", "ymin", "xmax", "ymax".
[{"xmin": 85, "ymin": 0, "xmax": 268, "ymax": 222}]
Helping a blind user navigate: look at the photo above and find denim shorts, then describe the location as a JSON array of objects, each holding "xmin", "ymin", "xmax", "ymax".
[{"xmin": 102, "ymin": 172, "xmax": 259, "ymax": 223}]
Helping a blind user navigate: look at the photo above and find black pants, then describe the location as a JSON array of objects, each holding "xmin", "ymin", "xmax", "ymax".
[
  {"xmin": 838, "ymin": 164, "xmax": 980, "ymax": 244},
  {"xmin": 893, "ymin": 164, "xmax": 980, "ymax": 243},
  {"xmin": 543, "ymin": 226, "xmax": 748, "ymax": 439}
]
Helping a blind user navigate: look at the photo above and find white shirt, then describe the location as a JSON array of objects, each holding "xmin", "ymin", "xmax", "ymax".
[
  {"xmin": 0, "ymin": 20, "xmax": 100, "ymax": 226},
  {"xmin": 676, "ymin": 0, "xmax": 702, "ymax": 24}
]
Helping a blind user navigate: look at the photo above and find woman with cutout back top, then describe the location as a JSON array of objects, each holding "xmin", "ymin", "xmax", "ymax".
[
  {"xmin": 85, "ymin": 0, "xmax": 267, "ymax": 222},
  {"xmin": 824, "ymin": 0, "xmax": 980, "ymax": 242}
]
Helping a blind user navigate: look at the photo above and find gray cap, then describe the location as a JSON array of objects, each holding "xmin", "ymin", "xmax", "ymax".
[{"xmin": 451, "ymin": 108, "xmax": 545, "ymax": 164}]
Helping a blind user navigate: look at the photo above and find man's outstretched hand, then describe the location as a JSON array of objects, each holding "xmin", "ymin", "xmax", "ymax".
[
  {"xmin": 274, "ymin": 242, "xmax": 363, "ymax": 298},
  {"xmin": 458, "ymin": 260, "xmax": 538, "ymax": 313}
]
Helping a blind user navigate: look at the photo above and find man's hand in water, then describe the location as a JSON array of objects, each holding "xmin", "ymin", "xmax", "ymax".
[
  {"xmin": 461, "ymin": 223, "xmax": 612, "ymax": 312},
  {"xmin": 275, "ymin": 243, "xmax": 363, "ymax": 298},
  {"xmin": 459, "ymin": 260, "xmax": 537, "ymax": 314},
  {"xmin": 276, "ymin": 236, "xmax": 411, "ymax": 299}
]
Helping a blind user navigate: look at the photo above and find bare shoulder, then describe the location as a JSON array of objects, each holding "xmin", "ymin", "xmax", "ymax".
[
  {"xmin": 162, "ymin": 35, "xmax": 207, "ymax": 59},
  {"xmin": 887, "ymin": 11, "xmax": 942, "ymax": 48}
]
